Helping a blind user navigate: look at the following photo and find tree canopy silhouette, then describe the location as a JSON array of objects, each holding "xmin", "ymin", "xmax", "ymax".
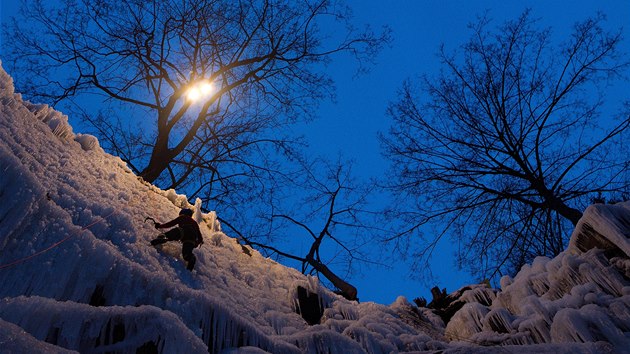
[
  {"xmin": 6, "ymin": 0, "xmax": 388, "ymax": 186},
  {"xmin": 382, "ymin": 11, "xmax": 630, "ymax": 280}
]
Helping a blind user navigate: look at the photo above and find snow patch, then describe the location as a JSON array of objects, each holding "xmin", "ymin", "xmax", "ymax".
[
  {"xmin": 0, "ymin": 60, "xmax": 15, "ymax": 97},
  {"xmin": 74, "ymin": 133, "xmax": 99, "ymax": 151}
]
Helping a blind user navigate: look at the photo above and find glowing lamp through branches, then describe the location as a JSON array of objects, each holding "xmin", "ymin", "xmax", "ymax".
[{"xmin": 186, "ymin": 80, "xmax": 215, "ymax": 102}]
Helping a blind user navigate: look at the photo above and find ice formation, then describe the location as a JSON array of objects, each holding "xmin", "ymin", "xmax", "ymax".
[
  {"xmin": 443, "ymin": 204, "xmax": 630, "ymax": 351},
  {"xmin": 1, "ymin": 59, "xmax": 630, "ymax": 353},
  {"xmin": 0, "ymin": 61, "xmax": 442, "ymax": 353}
]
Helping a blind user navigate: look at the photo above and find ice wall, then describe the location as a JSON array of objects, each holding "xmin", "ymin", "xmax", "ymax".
[
  {"xmin": 0, "ymin": 296, "xmax": 207, "ymax": 353},
  {"xmin": 444, "ymin": 202, "xmax": 630, "ymax": 351},
  {"xmin": 568, "ymin": 202, "xmax": 630, "ymax": 258},
  {"xmin": 0, "ymin": 61, "xmax": 445, "ymax": 353}
]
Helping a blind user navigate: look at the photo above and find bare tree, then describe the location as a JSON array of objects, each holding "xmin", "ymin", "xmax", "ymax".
[
  {"xmin": 4, "ymin": 0, "xmax": 390, "ymax": 294},
  {"xmin": 381, "ymin": 11, "xmax": 630, "ymax": 280},
  {"xmin": 5, "ymin": 0, "xmax": 388, "ymax": 187},
  {"xmin": 224, "ymin": 158, "xmax": 380, "ymax": 300}
]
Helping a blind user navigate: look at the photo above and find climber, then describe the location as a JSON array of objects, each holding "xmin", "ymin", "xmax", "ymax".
[{"xmin": 150, "ymin": 208, "xmax": 204, "ymax": 271}]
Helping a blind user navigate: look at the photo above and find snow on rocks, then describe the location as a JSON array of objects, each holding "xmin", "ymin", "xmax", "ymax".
[
  {"xmin": 74, "ymin": 133, "xmax": 99, "ymax": 151},
  {"xmin": 24, "ymin": 102, "xmax": 74, "ymax": 141},
  {"xmin": 0, "ymin": 317, "xmax": 77, "ymax": 354},
  {"xmin": 569, "ymin": 202, "xmax": 630, "ymax": 258},
  {"xmin": 0, "ymin": 60, "xmax": 14, "ymax": 98},
  {"xmin": 0, "ymin": 296, "xmax": 208, "ymax": 353},
  {"xmin": 445, "ymin": 202, "xmax": 630, "ymax": 353}
]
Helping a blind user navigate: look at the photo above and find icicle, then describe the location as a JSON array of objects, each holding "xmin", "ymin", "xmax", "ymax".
[
  {"xmin": 516, "ymin": 315, "xmax": 550, "ymax": 344},
  {"xmin": 580, "ymin": 250, "xmax": 625, "ymax": 296},
  {"xmin": 550, "ymin": 306, "xmax": 630, "ymax": 348},
  {"xmin": 203, "ymin": 210, "xmax": 222, "ymax": 234},
  {"xmin": 328, "ymin": 302, "xmax": 359, "ymax": 321},
  {"xmin": 483, "ymin": 308, "xmax": 514, "ymax": 334},
  {"xmin": 444, "ymin": 302, "xmax": 489, "ymax": 341},
  {"xmin": 193, "ymin": 198, "xmax": 203, "ymax": 224},
  {"xmin": 0, "ymin": 296, "xmax": 208, "ymax": 353},
  {"xmin": 460, "ymin": 286, "xmax": 496, "ymax": 306}
]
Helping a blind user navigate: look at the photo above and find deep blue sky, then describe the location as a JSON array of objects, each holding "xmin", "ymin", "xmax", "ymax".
[
  {"xmin": 293, "ymin": 0, "xmax": 630, "ymax": 304},
  {"xmin": 2, "ymin": 1, "xmax": 629, "ymax": 304}
]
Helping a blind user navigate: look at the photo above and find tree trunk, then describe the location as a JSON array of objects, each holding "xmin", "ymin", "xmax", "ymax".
[
  {"xmin": 556, "ymin": 203, "xmax": 583, "ymax": 226},
  {"xmin": 140, "ymin": 160, "xmax": 169, "ymax": 183},
  {"xmin": 532, "ymin": 180, "xmax": 584, "ymax": 226},
  {"xmin": 140, "ymin": 135, "xmax": 172, "ymax": 183},
  {"xmin": 308, "ymin": 259, "xmax": 358, "ymax": 301},
  {"xmin": 547, "ymin": 195, "xmax": 583, "ymax": 226}
]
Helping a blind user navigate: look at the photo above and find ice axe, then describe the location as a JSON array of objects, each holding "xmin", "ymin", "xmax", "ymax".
[
  {"xmin": 144, "ymin": 216, "xmax": 159, "ymax": 228},
  {"xmin": 145, "ymin": 217, "xmax": 166, "ymax": 246}
]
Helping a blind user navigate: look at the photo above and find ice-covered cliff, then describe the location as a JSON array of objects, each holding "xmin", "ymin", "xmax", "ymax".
[
  {"xmin": 0, "ymin": 61, "xmax": 445, "ymax": 353},
  {"xmin": 442, "ymin": 202, "xmax": 630, "ymax": 352},
  {"xmin": 1, "ymin": 60, "xmax": 630, "ymax": 353}
]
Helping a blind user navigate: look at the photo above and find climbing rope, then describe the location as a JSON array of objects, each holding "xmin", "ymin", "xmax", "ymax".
[
  {"xmin": 0, "ymin": 190, "xmax": 193, "ymax": 271},
  {"xmin": 0, "ymin": 195, "xmax": 117, "ymax": 271}
]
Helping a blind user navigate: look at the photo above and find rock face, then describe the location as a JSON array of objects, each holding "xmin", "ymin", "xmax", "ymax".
[{"xmin": 443, "ymin": 202, "xmax": 630, "ymax": 349}]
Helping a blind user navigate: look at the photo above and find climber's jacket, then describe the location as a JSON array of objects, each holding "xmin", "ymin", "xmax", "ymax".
[{"xmin": 157, "ymin": 215, "xmax": 203, "ymax": 246}]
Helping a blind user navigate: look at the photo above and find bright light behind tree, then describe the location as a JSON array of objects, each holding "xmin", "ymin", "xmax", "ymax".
[{"xmin": 186, "ymin": 80, "xmax": 214, "ymax": 102}]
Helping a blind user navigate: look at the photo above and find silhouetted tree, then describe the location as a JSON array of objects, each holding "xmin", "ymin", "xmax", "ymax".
[
  {"xmin": 5, "ymin": 0, "xmax": 390, "ymax": 295},
  {"xmin": 382, "ymin": 11, "xmax": 630, "ymax": 280},
  {"xmin": 5, "ymin": 0, "xmax": 388, "ymax": 186},
  {"xmin": 220, "ymin": 158, "xmax": 380, "ymax": 300}
]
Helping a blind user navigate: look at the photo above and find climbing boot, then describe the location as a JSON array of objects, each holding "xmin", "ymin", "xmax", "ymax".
[{"xmin": 186, "ymin": 256, "xmax": 196, "ymax": 271}]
